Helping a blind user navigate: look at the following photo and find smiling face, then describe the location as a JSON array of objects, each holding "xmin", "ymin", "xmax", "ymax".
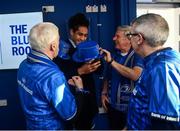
[
  {"xmin": 70, "ymin": 26, "xmax": 88, "ymax": 45},
  {"xmin": 113, "ymin": 30, "xmax": 131, "ymax": 53}
]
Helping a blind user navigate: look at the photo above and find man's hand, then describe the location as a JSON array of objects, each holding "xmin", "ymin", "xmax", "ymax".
[
  {"xmin": 99, "ymin": 48, "xmax": 112, "ymax": 63},
  {"xmin": 101, "ymin": 93, "xmax": 109, "ymax": 111},
  {"xmin": 77, "ymin": 60, "xmax": 101, "ymax": 75},
  {"xmin": 68, "ymin": 76, "xmax": 83, "ymax": 89}
]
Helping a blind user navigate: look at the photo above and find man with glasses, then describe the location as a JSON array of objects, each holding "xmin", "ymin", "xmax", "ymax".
[
  {"xmin": 127, "ymin": 13, "xmax": 180, "ymax": 130},
  {"xmin": 54, "ymin": 13, "xmax": 100, "ymax": 130},
  {"xmin": 100, "ymin": 26, "xmax": 144, "ymax": 130}
]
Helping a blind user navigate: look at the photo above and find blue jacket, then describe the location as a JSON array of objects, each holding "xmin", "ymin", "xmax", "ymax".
[
  {"xmin": 106, "ymin": 48, "xmax": 144, "ymax": 112},
  {"xmin": 17, "ymin": 50, "xmax": 78, "ymax": 130},
  {"xmin": 127, "ymin": 47, "xmax": 180, "ymax": 130}
]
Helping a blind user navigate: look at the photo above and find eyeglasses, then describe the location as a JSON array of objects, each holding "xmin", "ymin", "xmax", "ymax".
[{"xmin": 126, "ymin": 32, "xmax": 139, "ymax": 40}]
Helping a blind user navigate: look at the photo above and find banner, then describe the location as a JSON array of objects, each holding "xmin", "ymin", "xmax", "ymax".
[{"xmin": 0, "ymin": 12, "xmax": 43, "ymax": 70}]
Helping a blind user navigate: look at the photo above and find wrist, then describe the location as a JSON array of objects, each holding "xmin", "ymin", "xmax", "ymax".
[
  {"xmin": 107, "ymin": 58, "xmax": 114, "ymax": 65},
  {"xmin": 101, "ymin": 92, "xmax": 108, "ymax": 96}
]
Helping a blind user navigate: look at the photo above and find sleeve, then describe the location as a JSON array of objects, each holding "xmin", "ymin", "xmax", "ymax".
[
  {"xmin": 133, "ymin": 53, "xmax": 144, "ymax": 68},
  {"xmin": 46, "ymin": 71, "xmax": 84, "ymax": 121},
  {"xmin": 148, "ymin": 64, "xmax": 180, "ymax": 122},
  {"xmin": 51, "ymin": 74, "xmax": 77, "ymax": 120}
]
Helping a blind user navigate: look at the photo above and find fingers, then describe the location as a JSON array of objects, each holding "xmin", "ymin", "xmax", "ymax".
[
  {"xmin": 101, "ymin": 95, "xmax": 109, "ymax": 111},
  {"xmin": 88, "ymin": 59, "xmax": 94, "ymax": 64},
  {"xmin": 91, "ymin": 61, "xmax": 101, "ymax": 68},
  {"xmin": 100, "ymin": 48, "xmax": 109, "ymax": 54},
  {"xmin": 68, "ymin": 79, "xmax": 74, "ymax": 86},
  {"xmin": 72, "ymin": 76, "xmax": 82, "ymax": 82},
  {"xmin": 71, "ymin": 76, "xmax": 83, "ymax": 89},
  {"xmin": 89, "ymin": 61, "xmax": 101, "ymax": 72},
  {"xmin": 68, "ymin": 76, "xmax": 82, "ymax": 87},
  {"xmin": 86, "ymin": 61, "xmax": 101, "ymax": 73},
  {"xmin": 80, "ymin": 59, "xmax": 101, "ymax": 75},
  {"xmin": 105, "ymin": 97, "xmax": 110, "ymax": 103},
  {"xmin": 99, "ymin": 48, "xmax": 112, "ymax": 62}
]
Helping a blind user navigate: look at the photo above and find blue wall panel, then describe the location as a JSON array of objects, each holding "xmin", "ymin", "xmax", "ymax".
[{"xmin": 0, "ymin": 70, "xmax": 26, "ymax": 129}]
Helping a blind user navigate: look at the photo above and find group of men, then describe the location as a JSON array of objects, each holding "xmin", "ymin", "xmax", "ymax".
[{"xmin": 17, "ymin": 12, "xmax": 180, "ymax": 130}]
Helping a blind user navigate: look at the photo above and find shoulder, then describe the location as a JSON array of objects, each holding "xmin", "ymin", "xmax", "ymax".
[
  {"xmin": 37, "ymin": 65, "xmax": 66, "ymax": 84},
  {"xmin": 133, "ymin": 53, "xmax": 144, "ymax": 68}
]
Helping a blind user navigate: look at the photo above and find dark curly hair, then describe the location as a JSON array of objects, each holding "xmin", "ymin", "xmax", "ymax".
[{"xmin": 68, "ymin": 13, "xmax": 89, "ymax": 32}]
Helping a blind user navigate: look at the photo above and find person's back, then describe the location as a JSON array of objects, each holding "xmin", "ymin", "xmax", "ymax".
[
  {"xmin": 18, "ymin": 50, "xmax": 73, "ymax": 129},
  {"xmin": 17, "ymin": 22, "xmax": 85, "ymax": 130},
  {"xmin": 147, "ymin": 48, "xmax": 180, "ymax": 120}
]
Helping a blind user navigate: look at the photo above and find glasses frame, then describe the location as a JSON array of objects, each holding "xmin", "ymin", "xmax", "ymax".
[
  {"xmin": 126, "ymin": 32, "xmax": 146, "ymax": 41},
  {"xmin": 126, "ymin": 32, "xmax": 139, "ymax": 40}
]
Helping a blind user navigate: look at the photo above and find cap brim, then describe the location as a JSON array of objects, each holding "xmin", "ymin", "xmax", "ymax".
[{"xmin": 73, "ymin": 52, "xmax": 102, "ymax": 62}]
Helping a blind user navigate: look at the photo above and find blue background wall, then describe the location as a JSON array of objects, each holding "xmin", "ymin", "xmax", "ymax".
[{"xmin": 0, "ymin": 0, "xmax": 136, "ymax": 129}]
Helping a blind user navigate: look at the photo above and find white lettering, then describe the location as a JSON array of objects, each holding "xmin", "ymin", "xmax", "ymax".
[{"xmin": 17, "ymin": 80, "xmax": 33, "ymax": 95}]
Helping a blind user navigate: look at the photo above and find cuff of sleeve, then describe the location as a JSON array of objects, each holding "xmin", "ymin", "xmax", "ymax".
[
  {"xmin": 76, "ymin": 88, "xmax": 90, "ymax": 94},
  {"xmin": 107, "ymin": 58, "xmax": 114, "ymax": 65}
]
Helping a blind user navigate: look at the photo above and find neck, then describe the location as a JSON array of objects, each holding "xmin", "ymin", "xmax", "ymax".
[
  {"xmin": 143, "ymin": 45, "xmax": 164, "ymax": 57},
  {"xmin": 42, "ymin": 50, "xmax": 54, "ymax": 60},
  {"xmin": 121, "ymin": 45, "xmax": 131, "ymax": 53}
]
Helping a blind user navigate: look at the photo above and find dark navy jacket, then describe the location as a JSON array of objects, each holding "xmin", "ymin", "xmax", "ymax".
[{"xmin": 53, "ymin": 39, "xmax": 98, "ymax": 128}]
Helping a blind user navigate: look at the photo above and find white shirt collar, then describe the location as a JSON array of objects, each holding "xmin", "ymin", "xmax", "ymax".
[
  {"xmin": 121, "ymin": 52, "xmax": 128, "ymax": 56},
  {"xmin": 69, "ymin": 39, "xmax": 76, "ymax": 48}
]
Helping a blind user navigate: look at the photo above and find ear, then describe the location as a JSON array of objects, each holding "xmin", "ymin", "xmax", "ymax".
[
  {"xmin": 138, "ymin": 34, "xmax": 144, "ymax": 45},
  {"xmin": 50, "ymin": 41, "xmax": 56, "ymax": 52},
  {"xmin": 70, "ymin": 29, "xmax": 74, "ymax": 36}
]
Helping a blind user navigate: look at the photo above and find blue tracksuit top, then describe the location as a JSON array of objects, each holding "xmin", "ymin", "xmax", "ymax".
[
  {"xmin": 127, "ymin": 47, "xmax": 180, "ymax": 130},
  {"xmin": 106, "ymin": 48, "xmax": 144, "ymax": 112},
  {"xmin": 17, "ymin": 49, "xmax": 77, "ymax": 130}
]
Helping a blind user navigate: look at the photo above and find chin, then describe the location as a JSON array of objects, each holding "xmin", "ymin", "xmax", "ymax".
[{"xmin": 115, "ymin": 47, "xmax": 121, "ymax": 50}]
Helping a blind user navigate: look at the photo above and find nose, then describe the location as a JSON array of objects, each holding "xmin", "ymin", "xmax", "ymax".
[
  {"xmin": 80, "ymin": 35, "xmax": 87, "ymax": 42},
  {"xmin": 113, "ymin": 36, "xmax": 116, "ymax": 41}
]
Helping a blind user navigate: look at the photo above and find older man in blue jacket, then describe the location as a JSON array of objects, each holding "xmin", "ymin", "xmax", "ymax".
[{"xmin": 17, "ymin": 22, "xmax": 86, "ymax": 130}]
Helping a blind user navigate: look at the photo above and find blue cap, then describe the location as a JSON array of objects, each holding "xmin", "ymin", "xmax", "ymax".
[{"xmin": 73, "ymin": 41, "xmax": 102, "ymax": 62}]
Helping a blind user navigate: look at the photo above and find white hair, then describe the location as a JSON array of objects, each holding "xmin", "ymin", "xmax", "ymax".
[
  {"xmin": 29, "ymin": 22, "xmax": 59, "ymax": 52},
  {"xmin": 132, "ymin": 13, "xmax": 169, "ymax": 47},
  {"xmin": 116, "ymin": 25, "xmax": 131, "ymax": 35}
]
